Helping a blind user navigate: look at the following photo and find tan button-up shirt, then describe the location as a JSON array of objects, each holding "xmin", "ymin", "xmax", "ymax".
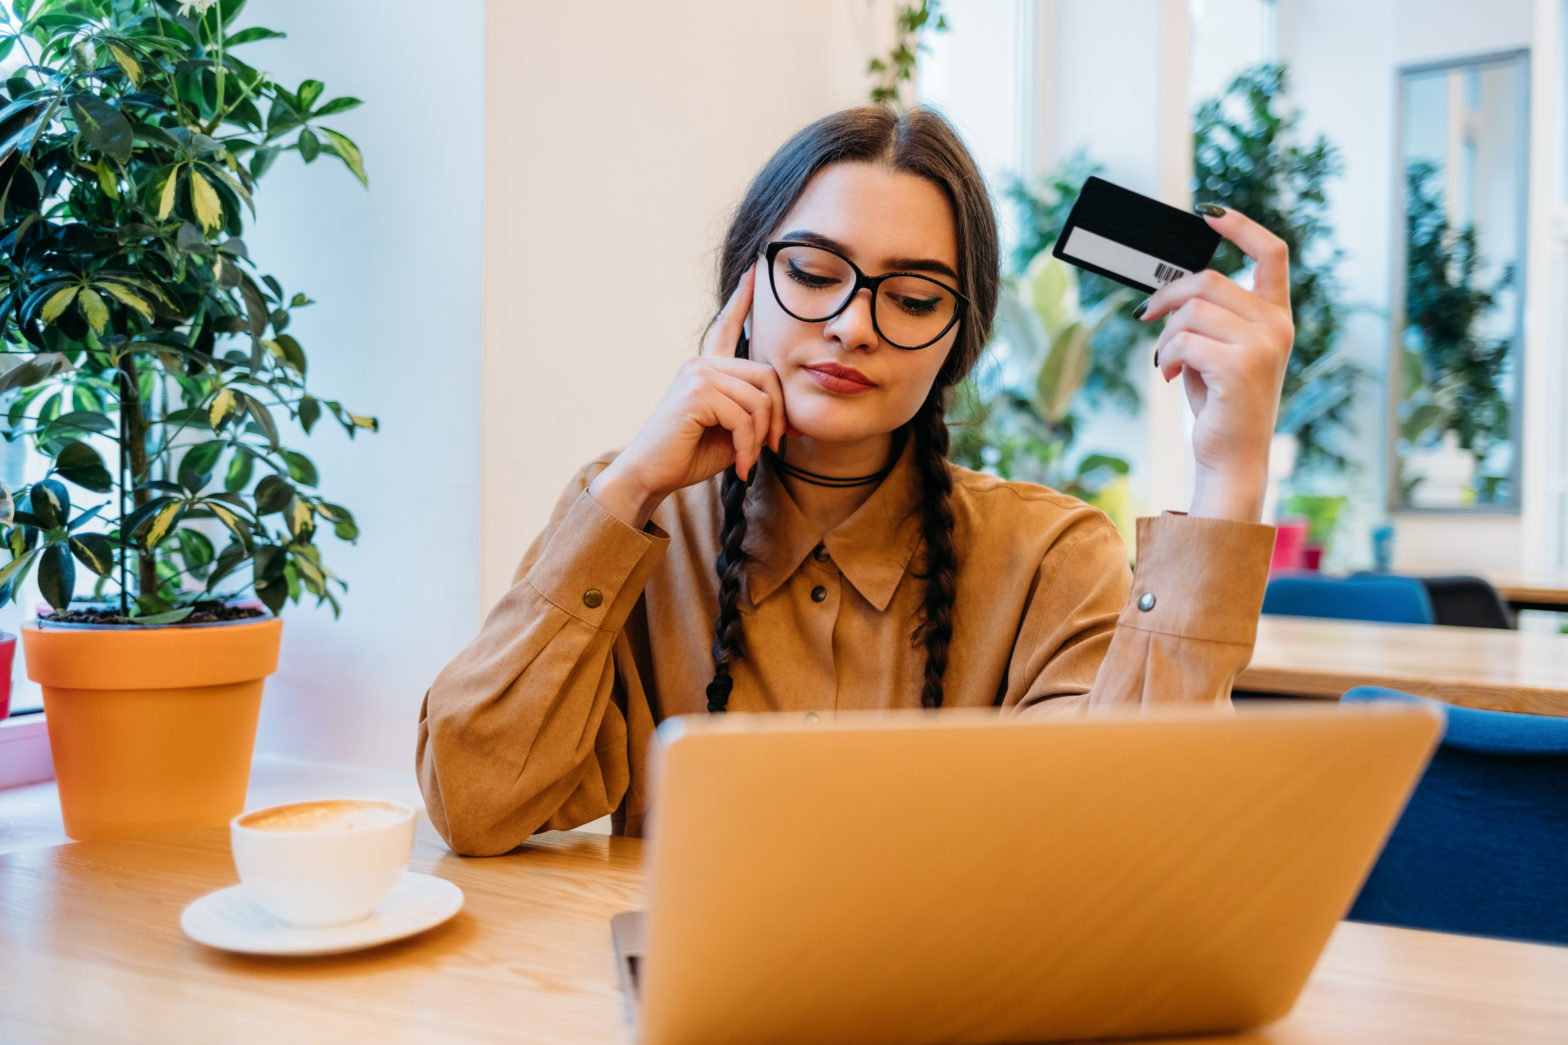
[{"xmin": 417, "ymin": 440, "xmax": 1275, "ymax": 854}]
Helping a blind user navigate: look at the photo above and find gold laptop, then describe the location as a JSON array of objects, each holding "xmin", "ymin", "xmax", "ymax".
[{"xmin": 612, "ymin": 700, "xmax": 1442, "ymax": 1044}]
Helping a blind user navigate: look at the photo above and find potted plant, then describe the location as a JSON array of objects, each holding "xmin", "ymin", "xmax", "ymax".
[{"xmin": 0, "ymin": 0, "xmax": 374, "ymax": 839}]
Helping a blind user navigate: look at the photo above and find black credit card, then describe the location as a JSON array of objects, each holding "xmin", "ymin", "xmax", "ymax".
[{"xmin": 1051, "ymin": 176, "xmax": 1221, "ymax": 295}]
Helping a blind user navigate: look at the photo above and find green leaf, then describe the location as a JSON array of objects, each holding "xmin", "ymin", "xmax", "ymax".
[
  {"xmin": 274, "ymin": 333, "xmax": 306, "ymax": 375},
  {"xmin": 68, "ymin": 92, "xmax": 134, "ymax": 164},
  {"xmin": 249, "ymin": 145, "xmax": 279, "ymax": 179},
  {"xmin": 296, "ymin": 79, "xmax": 325, "ymax": 112},
  {"xmin": 53, "ymin": 440, "xmax": 113, "ymax": 493},
  {"xmin": 98, "ymin": 280, "xmax": 154, "ymax": 321},
  {"xmin": 281, "ymin": 450, "xmax": 318, "ymax": 487},
  {"xmin": 318, "ymin": 128, "xmax": 367, "ymax": 186},
  {"xmin": 190, "ymin": 170, "xmax": 223, "ymax": 231},
  {"xmin": 297, "ymin": 395, "xmax": 320, "ymax": 433},
  {"xmin": 224, "ymin": 446, "xmax": 254, "ymax": 492},
  {"xmin": 44, "ymin": 412, "xmax": 114, "ymax": 440},
  {"xmin": 77, "ymin": 287, "xmax": 108, "ymax": 334},
  {"xmin": 225, "ymin": 26, "xmax": 286, "ymax": 46},
  {"xmin": 38, "ymin": 542, "xmax": 74, "ymax": 611},
  {"xmin": 297, "ymin": 126, "xmax": 319, "ymax": 162},
  {"xmin": 143, "ymin": 499, "xmax": 185, "ymax": 548},
  {"xmin": 40, "ymin": 285, "xmax": 78, "ymax": 323},
  {"xmin": 0, "ymin": 548, "xmax": 39, "ymax": 597},
  {"xmin": 253, "ymin": 474, "xmax": 294, "ymax": 515},
  {"xmin": 178, "ymin": 439, "xmax": 224, "ymax": 492},
  {"xmin": 207, "ymin": 501, "xmax": 252, "ymax": 551},
  {"xmin": 1076, "ymin": 453, "xmax": 1131, "ymax": 478},
  {"xmin": 31, "ymin": 479, "xmax": 68, "ymax": 530},
  {"xmin": 68, "ymin": 533, "xmax": 113, "ymax": 577},
  {"xmin": 208, "ymin": 387, "xmax": 239, "ymax": 431},
  {"xmin": 157, "ymin": 166, "xmax": 180, "ymax": 220},
  {"xmin": 0, "ymin": 482, "xmax": 11, "ymax": 527},
  {"xmin": 107, "ymin": 42, "xmax": 142, "ymax": 87},
  {"xmin": 312, "ymin": 97, "xmax": 362, "ymax": 117},
  {"xmin": 133, "ymin": 607, "xmax": 196, "ymax": 625},
  {"xmin": 0, "ymin": 353, "xmax": 71, "ymax": 395},
  {"xmin": 1036, "ymin": 321, "xmax": 1091, "ymax": 424},
  {"xmin": 177, "ymin": 527, "xmax": 215, "ymax": 571},
  {"xmin": 255, "ymin": 575, "xmax": 287, "ymax": 615},
  {"xmin": 244, "ymin": 394, "xmax": 279, "ymax": 451},
  {"xmin": 286, "ymin": 495, "xmax": 314, "ymax": 539}
]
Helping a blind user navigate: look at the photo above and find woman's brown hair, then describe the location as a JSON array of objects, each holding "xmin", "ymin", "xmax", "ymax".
[{"xmin": 705, "ymin": 105, "xmax": 1000, "ymax": 713}]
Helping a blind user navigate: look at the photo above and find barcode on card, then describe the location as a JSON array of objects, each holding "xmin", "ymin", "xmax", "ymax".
[{"xmin": 1059, "ymin": 227, "xmax": 1191, "ymax": 292}]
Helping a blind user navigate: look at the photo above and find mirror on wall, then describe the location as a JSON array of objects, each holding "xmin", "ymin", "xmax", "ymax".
[{"xmin": 1391, "ymin": 51, "xmax": 1528, "ymax": 512}]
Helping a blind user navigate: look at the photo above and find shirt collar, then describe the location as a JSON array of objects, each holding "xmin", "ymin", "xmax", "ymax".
[{"xmin": 742, "ymin": 434, "xmax": 925, "ymax": 613}]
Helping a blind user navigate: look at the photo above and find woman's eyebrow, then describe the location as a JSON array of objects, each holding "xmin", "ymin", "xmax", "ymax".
[{"xmin": 780, "ymin": 229, "xmax": 960, "ymax": 282}]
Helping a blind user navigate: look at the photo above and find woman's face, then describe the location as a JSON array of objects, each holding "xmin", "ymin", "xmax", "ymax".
[{"xmin": 748, "ymin": 161, "xmax": 961, "ymax": 447}]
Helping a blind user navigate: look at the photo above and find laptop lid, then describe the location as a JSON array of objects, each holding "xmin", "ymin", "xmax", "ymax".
[{"xmin": 626, "ymin": 701, "xmax": 1442, "ymax": 1045}]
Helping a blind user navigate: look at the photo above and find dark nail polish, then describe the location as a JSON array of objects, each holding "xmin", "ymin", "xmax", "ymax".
[
  {"xmin": 1195, "ymin": 202, "xmax": 1227, "ymax": 217},
  {"xmin": 777, "ymin": 434, "xmax": 787, "ymax": 459},
  {"xmin": 1153, "ymin": 349, "xmax": 1160, "ymax": 369},
  {"xmin": 1132, "ymin": 299, "xmax": 1149, "ymax": 321},
  {"xmin": 745, "ymin": 463, "xmax": 757, "ymax": 487}
]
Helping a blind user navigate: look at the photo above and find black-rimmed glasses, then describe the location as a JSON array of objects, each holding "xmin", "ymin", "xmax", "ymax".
[{"xmin": 761, "ymin": 240, "xmax": 969, "ymax": 351}]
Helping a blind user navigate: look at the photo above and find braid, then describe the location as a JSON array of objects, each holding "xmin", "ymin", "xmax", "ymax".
[
  {"xmin": 911, "ymin": 389, "xmax": 958, "ymax": 709},
  {"xmin": 705, "ymin": 466, "xmax": 750, "ymax": 712}
]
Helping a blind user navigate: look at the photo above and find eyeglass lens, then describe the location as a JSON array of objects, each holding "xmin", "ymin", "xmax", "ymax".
[{"xmin": 771, "ymin": 244, "xmax": 958, "ymax": 349}]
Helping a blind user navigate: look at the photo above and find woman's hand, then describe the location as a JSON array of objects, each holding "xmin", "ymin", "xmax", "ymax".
[
  {"xmin": 588, "ymin": 262, "xmax": 790, "ymax": 529},
  {"xmin": 1139, "ymin": 206, "xmax": 1295, "ymax": 523}
]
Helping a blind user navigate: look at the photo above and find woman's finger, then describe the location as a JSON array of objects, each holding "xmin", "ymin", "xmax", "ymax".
[
  {"xmin": 701, "ymin": 262, "xmax": 758, "ymax": 359},
  {"xmin": 703, "ymin": 357, "xmax": 788, "ymax": 452},
  {"xmin": 1194, "ymin": 205, "xmax": 1291, "ymax": 309},
  {"xmin": 1155, "ymin": 329, "xmax": 1228, "ymax": 386},
  {"xmin": 698, "ymin": 384, "xmax": 759, "ymax": 477},
  {"xmin": 705, "ymin": 368, "xmax": 773, "ymax": 474},
  {"xmin": 1141, "ymin": 267, "xmax": 1268, "ymax": 325},
  {"xmin": 1151, "ymin": 297, "xmax": 1255, "ymax": 360}
]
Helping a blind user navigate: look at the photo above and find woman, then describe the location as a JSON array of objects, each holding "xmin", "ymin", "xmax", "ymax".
[{"xmin": 418, "ymin": 106, "xmax": 1291, "ymax": 855}]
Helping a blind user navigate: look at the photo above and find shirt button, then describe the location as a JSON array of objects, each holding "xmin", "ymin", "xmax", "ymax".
[
  {"xmin": 1137, "ymin": 592, "xmax": 1156, "ymax": 612},
  {"xmin": 583, "ymin": 588, "xmax": 604, "ymax": 609},
  {"xmin": 812, "ymin": 544, "xmax": 831, "ymax": 563},
  {"xmin": 811, "ymin": 585, "xmax": 827, "ymax": 603}
]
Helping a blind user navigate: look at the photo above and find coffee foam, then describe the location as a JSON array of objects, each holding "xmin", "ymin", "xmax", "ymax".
[{"xmin": 239, "ymin": 799, "xmax": 406, "ymax": 833}]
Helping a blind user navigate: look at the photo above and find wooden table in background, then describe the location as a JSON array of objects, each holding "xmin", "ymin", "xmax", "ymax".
[
  {"xmin": 1, "ymin": 820, "xmax": 1566, "ymax": 1042},
  {"xmin": 1402, "ymin": 566, "xmax": 1568, "ymax": 613},
  {"xmin": 1240, "ymin": 615, "xmax": 1568, "ymax": 715}
]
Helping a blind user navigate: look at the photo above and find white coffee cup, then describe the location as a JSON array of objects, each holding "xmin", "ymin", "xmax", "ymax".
[{"xmin": 230, "ymin": 798, "xmax": 416, "ymax": 928}]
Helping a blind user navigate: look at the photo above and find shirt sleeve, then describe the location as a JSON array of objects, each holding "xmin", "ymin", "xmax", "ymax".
[
  {"xmin": 1004, "ymin": 513, "xmax": 1275, "ymax": 718},
  {"xmin": 415, "ymin": 458, "xmax": 669, "ymax": 855}
]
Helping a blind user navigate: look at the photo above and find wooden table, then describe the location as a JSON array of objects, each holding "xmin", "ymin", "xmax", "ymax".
[
  {"xmin": 1, "ymin": 820, "xmax": 1565, "ymax": 1042},
  {"xmin": 1240, "ymin": 615, "xmax": 1568, "ymax": 716}
]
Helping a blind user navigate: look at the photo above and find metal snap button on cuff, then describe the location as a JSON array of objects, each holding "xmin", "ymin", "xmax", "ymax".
[
  {"xmin": 810, "ymin": 585, "xmax": 827, "ymax": 603},
  {"xmin": 1137, "ymin": 592, "xmax": 1156, "ymax": 612},
  {"xmin": 583, "ymin": 588, "xmax": 604, "ymax": 609}
]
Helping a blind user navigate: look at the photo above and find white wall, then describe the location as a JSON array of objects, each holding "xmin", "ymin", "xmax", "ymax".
[
  {"xmin": 237, "ymin": 1, "xmax": 485, "ymax": 769},
  {"xmin": 480, "ymin": 1, "xmax": 887, "ymax": 613}
]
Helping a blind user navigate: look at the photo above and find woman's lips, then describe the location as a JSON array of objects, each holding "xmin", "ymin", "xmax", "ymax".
[{"xmin": 803, "ymin": 363, "xmax": 876, "ymax": 395}]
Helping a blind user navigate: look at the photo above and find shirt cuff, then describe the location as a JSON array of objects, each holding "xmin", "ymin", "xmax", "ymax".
[
  {"xmin": 1121, "ymin": 514, "xmax": 1275, "ymax": 645},
  {"xmin": 524, "ymin": 490, "xmax": 670, "ymax": 631}
]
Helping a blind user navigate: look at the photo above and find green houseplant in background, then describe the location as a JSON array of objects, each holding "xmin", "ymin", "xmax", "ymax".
[
  {"xmin": 1396, "ymin": 160, "xmax": 1513, "ymax": 506},
  {"xmin": 0, "ymin": 0, "xmax": 373, "ymax": 839},
  {"xmin": 1193, "ymin": 64, "xmax": 1362, "ymax": 478},
  {"xmin": 949, "ymin": 252, "xmax": 1138, "ymax": 536}
]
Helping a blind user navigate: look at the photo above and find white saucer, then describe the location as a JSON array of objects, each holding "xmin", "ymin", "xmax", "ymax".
[{"xmin": 181, "ymin": 871, "xmax": 464, "ymax": 956}]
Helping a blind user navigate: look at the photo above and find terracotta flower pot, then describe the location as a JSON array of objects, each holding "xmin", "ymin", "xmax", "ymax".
[{"xmin": 20, "ymin": 617, "xmax": 282, "ymax": 841}]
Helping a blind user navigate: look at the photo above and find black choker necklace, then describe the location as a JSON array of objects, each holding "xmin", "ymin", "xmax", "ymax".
[{"xmin": 767, "ymin": 433, "xmax": 906, "ymax": 489}]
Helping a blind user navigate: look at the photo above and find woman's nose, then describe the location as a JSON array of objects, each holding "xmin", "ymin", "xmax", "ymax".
[{"xmin": 822, "ymin": 287, "xmax": 880, "ymax": 352}]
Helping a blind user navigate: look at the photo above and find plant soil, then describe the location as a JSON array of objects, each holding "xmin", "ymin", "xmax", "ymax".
[{"xmin": 42, "ymin": 602, "xmax": 268, "ymax": 627}]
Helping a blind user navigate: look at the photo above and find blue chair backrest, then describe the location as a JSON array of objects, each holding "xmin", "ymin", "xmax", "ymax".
[
  {"xmin": 1342, "ymin": 687, "xmax": 1568, "ymax": 945},
  {"xmin": 1262, "ymin": 573, "xmax": 1435, "ymax": 625}
]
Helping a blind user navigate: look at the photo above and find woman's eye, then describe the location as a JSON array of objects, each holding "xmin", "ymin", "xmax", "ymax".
[
  {"xmin": 890, "ymin": 294, "xmax": 940, "ymax": 316},
  {"xmin": 786, "ymin": 263, "xmax": 840, "ymax": 289}
]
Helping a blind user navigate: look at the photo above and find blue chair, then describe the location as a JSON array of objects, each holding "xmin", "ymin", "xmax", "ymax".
[
  {"xmin": 1342, "ymin": 687, "xmax": 1568, "ymax": 945},
  {"xmin": 1262, "ymin": 573, "xmax": 1435, "ymax": 625}
]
